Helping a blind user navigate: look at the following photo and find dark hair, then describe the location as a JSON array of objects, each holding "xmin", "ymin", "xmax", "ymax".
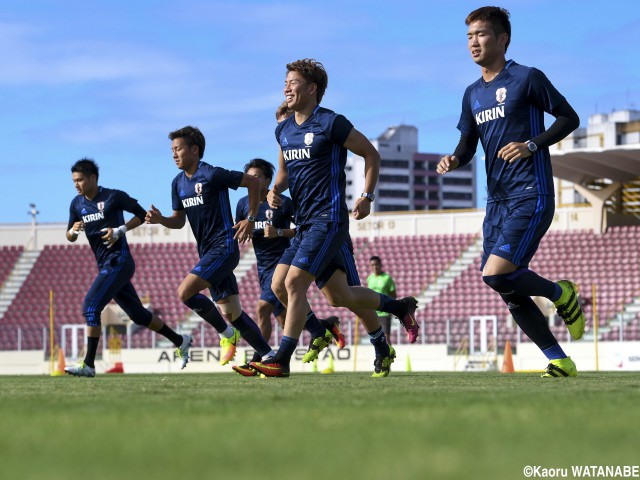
[
  {"xmin": 466, "ymin": 6, "xmax": 511, "ymax": 52},
  {"xmin": 168, "ymin": 126, "xmax": 206, "ymax": 159},
  {"xmin": 286, "ymin": 58, "xmax": 328, "ymax": 104},
  {"xmin": 276, "ymin": 101, "xmax": 293, "ymax": 122},
  {"xmin": 369, "ymin": 256, "xmax": 382, "ymax": 264},
  {"xmin": 244, "ymin": 158, "xmax": 275, "ymax": 181},
  {"xmin": 71, "ymin": 158, "xmax": 99, "ymax": 180}
]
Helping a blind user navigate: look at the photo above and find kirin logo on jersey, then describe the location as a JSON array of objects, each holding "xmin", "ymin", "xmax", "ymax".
[
  {"xmin": 194, "ymin": 183, "xmax": 203, "ymax": 196},
  {"xmin": 97, "ymin": 202, "xmax": 105, "ymax": 212},
  {"xmin": 495, "ymin": 87, "xmax": 507, "ymax": 105},
  {"xmin": 475, "ymin": 104, "xmax": 505, "ymax": 125},
  {"xmin": 283, "ymin": 148, "xmax": 311, "ymax": 162},
  {"xmin": 265, "ymin": 209, "xmax": 274, "ymax": 220},
  {"xmin": 82, "ymin": 209, "xmax": 104, "ymax": 223},
  {"xmin": 304, "ymin": 132, "xmax": 314, "ymax": 146},
  {"xmin": 182, "ymin": 196, "xmax": 204, "ymax": 208}
]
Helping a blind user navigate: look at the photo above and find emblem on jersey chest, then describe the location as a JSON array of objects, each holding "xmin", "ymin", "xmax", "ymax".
[
  {"xmin": 265, "ymin": 209, "xmax": 274, "ymax": 220},
  {"xmin": 195, "ymin": 183, "xmax": 203, "ymax": 195},
  {"xmin": 496, "ymin": 87, "xmax": 507, "ymax": 105},
  {"xmin": 97, "ymin": 202, "xmax": 105, "ymax": 212},
  {"xmin": 304, "ymin": 132, "xmax": 314, "ymax": 146}
]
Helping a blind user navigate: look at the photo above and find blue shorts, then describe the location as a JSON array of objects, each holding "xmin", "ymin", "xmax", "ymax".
[
  {"xmin": 279, "ymin": 222, "xmax": 357, "ymax": 289},
  {"xmin": 315, "ymin": 236, "xmax": 362, "ymax": 288},
  {"xmin": 257, "ymin": 264, "xmax": 285, "ymax": 318},
  {"xmin": 83, "ymin": 254, "xmax": 151, "ymax": 327},
  {"xmin": 481, "ymin": 195, "xmax": 554, "ymax": 270},
  {"xmin": 192, "ymin": 248, "xmax": 239, "ymax": 301}
]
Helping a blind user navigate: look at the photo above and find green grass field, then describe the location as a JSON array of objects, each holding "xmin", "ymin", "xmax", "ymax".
[{"xmin": 1, "ymin": 372, "xmax": 639, "ymax": 480}]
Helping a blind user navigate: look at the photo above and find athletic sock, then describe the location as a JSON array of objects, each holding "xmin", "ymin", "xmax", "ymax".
[
  {"xmin": 184, "ymin": 293, "xmax": 228, "ymax": 332},
  {"xmin": 275, "ymin": 335, "xmax": 298, "ymax": 364},
  {"xmin": 158, "ymin": 324, "xmax": 183, "ymax": 347},
  {"xmin": 378, "ymin": 294, "xmax": 404, "ymax": 317},
  {"xmin": 220, "ymin": 325, "xmax": 235, "ymax": 339},
  {"xmin": 542, "ymin": 343, "xmax": 567, "ymax": 360},
  {"xmin": 84, "ymin": 336, "xmax": 99, "ymax": 368},
  {"xmin": 232, "ymin": 311, "xmax": 273, "ymax": 357},
  {"xmin": 502, "ymin": 268, "xmax": 562, "ymax": 300},
  {"xmin": 250, "ymin": 351, "xmax": 261, "ymax": 363},
  {"xmin": 304, "ymin": 311, "xmax": 327, "ymax": 338},
  {"xmin": 368, "ymin": 327, "xmax": 391, "ymax": 357},
  {"xmin": 500, "ymin": 293, "xmax": 558, "ymax": 351}
]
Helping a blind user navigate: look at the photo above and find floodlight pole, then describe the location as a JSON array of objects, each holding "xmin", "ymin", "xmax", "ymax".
[{"xmin": 28, "ymin": 203, "xmax": 40, "ymax": 250}]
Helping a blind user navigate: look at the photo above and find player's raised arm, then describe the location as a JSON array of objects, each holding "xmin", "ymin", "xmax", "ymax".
[
  {"xmin": 438, "ymin": 131, "xmax": 479, "ymax": 174},
  {"xmin": 343, "ymin": 128, "xmax": 380, "ymax": 220},
  {"xmin": 67, "ymin": 220, "xmax": 84, "ymax": 242},
  {"xmin": 101, "ymin": 198, "xmax": 147, "ymax": 248},
  {"xmin": 267, "ymin": 147, "xmax": 288, "ymax": 209},
  {"xmin": 436, "ymin": 155, "xmax": 460, "ymax": 175},
  {"xmin": 145, "ymin": 204, "xmax": 186, "ymax": 229},
  {"xmin": 233, "ymin": 174, "xmax": 260, "ymax": 243}
]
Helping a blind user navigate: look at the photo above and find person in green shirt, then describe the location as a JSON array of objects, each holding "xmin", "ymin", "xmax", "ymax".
[{"xmin": 367, "ymin": 256, "xmax": 397, "ymax": 340}]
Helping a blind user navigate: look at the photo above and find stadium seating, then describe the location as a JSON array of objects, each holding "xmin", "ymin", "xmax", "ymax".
[
  {"xmin": 416, "ymin": 226, "xmax": 640, "ymax": 348},
  {"xmin": 0, "ymin": 245, "xmax": 23, "ymax": 288},
  {"xmin": 2, "ymin": 225, "xmax": 640, "ymax": 351}
]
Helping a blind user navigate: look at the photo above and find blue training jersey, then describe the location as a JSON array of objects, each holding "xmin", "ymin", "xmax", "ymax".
[
  {"xmin": 171, "ymin": 161, "xmax": 243, "ymax": 257},
  {"xmin": 275, "ymin": 106, "xmax": 353, "ymax": 226},
  {"xmin": 457, "ymin": 60, "xmax": 566, "ymax": 201},
  {"xmin": 67, "ymin": 187, "xmax": 146, "ymax": 268},
  {"xmin": 236, "ymin": 194, "xmax": 294, "ymax": 271}
]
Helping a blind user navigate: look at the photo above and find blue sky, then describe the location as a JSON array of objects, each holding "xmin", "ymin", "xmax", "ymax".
[{"xmin": 2, "ymin": 0, "xmax": 639, "ymax": 224}]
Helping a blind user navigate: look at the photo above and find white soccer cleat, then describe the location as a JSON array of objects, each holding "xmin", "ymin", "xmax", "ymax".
[
  {"xmin": 176, "ymin": 334, "xmax": 192, "ymax": 370},
  {"xmin": 64, "ymin": 362, "xmax": 96, "ymax": 378}
]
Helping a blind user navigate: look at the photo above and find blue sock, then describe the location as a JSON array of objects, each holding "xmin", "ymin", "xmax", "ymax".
[
  {"xmin": 184, "ymin": 294, "xmax": 227, "ymax": 332},
  {"xmin": 542, "ymin": 343, "xmax": 567, "ymax": 360},
  {"xmin": 84, "ymin": 336, "xmax": 100, "ymax": 368},
  {"xmin": 232, "ymin": 311, "xmax": 272, "ymax": 357},
  {"xmin": 500, "ymin": 293, "xmax": 558, "ymax": 351},
  {"xmin": 378, "ymin": 295, "xmax": 403, "ymax": 317},
  {"xmin": 304, "ymin": 311, "xmax": 326, "ymax": 338},
  {"xmin": 276, "ymin": 336, "xmax": 298, "ymax": 364},
  {"xmin": 550, "ymin": 283, "xmax": 563, "ymax": 303},
  {"xmin": 369, "ymin": 327, "xmax": 390, "ymax": 357},
  {"xmin": 503, "ymin": 268, "xmax": 560, "ymax": 300}
]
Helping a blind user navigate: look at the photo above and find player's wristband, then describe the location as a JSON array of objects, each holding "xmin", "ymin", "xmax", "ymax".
[
  {"xmin": 112, "ymin": 225, "xmax": 128, "ymax": 240},
  {"xmin": 68, "ymin": 228, "xmax": 79, "ymax": 237}
]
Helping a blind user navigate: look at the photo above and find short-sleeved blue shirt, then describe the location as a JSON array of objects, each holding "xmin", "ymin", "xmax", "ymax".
[
  {"xmin": 171, "ymin": 161, "xmax": 243, "ymax": 257},
  {"xmin": 457, "ymin": 61, "xmax": 566, "ymax": 201},
  {"xmin": 275, "ymin": 106, "xmax": 353, "ymax": 226},
  {"xmin": 68, "ymin": 187, "xmax": 146, "ymax": 268},
  {"xmin": 236, "ymin": 194, "xmax": 294, "ymax": 272}
]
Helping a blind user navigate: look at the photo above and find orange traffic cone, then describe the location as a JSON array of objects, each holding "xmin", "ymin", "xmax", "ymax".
[
  {"xmin": 501, "ymin": 340, "xmax": 514, "ymax": 373},
  {"xmin": 106, "ymin": 362, "xmax": 124, "ymax": 374},
  {"xmin": 51, "ymin": 347, "xmax": 66, "ymax": 376}
]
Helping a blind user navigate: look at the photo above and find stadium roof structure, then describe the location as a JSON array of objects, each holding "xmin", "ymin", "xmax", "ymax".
[
  {"xmin": 551, "ymin": 142, "xmax": 640, "ymax": 232},
  {"xmin": 551, "ymin": 144, "xmax": 640, "ymax": 185}
]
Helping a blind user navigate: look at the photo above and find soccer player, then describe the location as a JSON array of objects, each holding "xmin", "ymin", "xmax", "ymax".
[
  {"xmin": 64, "ymin": 158, "xmax": 191, "ymax": 377},
  {"xmin": 232, "ymin": 158, "xmax": 344, "ymax": 376},
  {"xmin": 250, "ymin": 58, "xmax": 419, "ymax": 378},
  {"xmin": 275, "ymin": 101, "xmax": 293, "ymax": 123},
  {"xmin": 436, "ymin": 7, "xmax": 585, "ymax": 378},
  {"xmin": 145, "ymin": 126, "xmax": 275, "ymax": 367},
  {"xmin": 367, "ymin": 256, "xmax": 397, "ymax": 341}
]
